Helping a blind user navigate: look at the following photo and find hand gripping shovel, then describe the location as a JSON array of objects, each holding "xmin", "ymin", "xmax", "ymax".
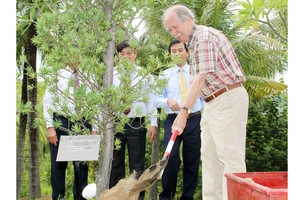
[{"xmin": 128, "ymin": 128, "xmax": 179, "ymax": 196}]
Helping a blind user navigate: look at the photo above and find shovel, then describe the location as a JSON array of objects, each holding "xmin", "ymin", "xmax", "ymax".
[
  {"xmin": 96, "ymin": 129, "xmax": 180, "ymax": 200},
  {"xmin": 128, "ymin": 128, "xmax": 179, "ymax": 196}
]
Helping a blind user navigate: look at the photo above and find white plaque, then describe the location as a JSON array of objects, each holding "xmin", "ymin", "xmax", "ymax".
[{"xmin": 56, "ymin": 135, "xmax": 101, "ymax": 161}]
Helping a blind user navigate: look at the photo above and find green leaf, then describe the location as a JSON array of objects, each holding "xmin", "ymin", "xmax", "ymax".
[
  {"xmin": 30, "ymin": 7, "xmax": 36, "ymax": 20},
  {"xmin": 252, "ymin": 20, "xmax": 259, "ymax": 31},
  {"xmin": 244, "ymin": 21, "xmax": 251, "ymax": 32},
  {"xmin": 20, "ymin": 54, "xmax": 28, "ymax": 63},
  {"xmin": 253, "ymin": 0, "xmax": 264, "ymax": 9}
]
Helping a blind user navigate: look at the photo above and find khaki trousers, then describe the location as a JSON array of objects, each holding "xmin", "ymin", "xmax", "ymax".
[{"xmin": 201, "ymin": 86, "xmax": 249, "ymax": 200}]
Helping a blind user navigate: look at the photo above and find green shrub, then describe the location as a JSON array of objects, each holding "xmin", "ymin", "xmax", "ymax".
[{"xmin": 246, "ymin": 94, "xmax": 288, "ymax": 172}]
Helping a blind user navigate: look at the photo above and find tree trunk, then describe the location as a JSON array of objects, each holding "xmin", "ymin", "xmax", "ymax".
[
  {"xmin": 16, "ymin": 71, "xmax": 28, "ymax": 200},
  {"xmin": 95, "ymin": 1, "xmax": 116, "ymax": 198},
  {"xmin": 148, "ymin": 108, "xmax": 161, "ymax": 200},
  {"xmin": 26, "ymin": 19, "xmax": 41, "ymax": 199}
]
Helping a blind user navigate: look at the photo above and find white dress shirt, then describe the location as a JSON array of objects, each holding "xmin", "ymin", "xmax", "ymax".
[
  {"xmin": 43, "ymin": 66, "xmax": 98, "ymax": 131},
  {"xmin": 113, "ymin": 65, "xmax": 158, "ymax": 127}
]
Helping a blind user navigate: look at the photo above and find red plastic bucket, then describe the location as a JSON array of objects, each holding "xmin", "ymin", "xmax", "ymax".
[{"xmin": 225, "ymin": 171, "xmax": 287, "ymax": 200}]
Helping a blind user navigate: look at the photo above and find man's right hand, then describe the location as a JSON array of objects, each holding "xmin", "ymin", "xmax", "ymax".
[
  {"xmin": 172, "ymin": 109, "xmax": 188, "ymax": 136},
  {"xmin": 47, "ymin": 127, "xmax": 58, "ymax": 146}
]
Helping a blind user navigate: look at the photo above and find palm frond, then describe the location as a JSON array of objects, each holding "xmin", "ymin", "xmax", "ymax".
[
  {"xmin": 197, "ymin": 0, "xmax": 238, "ymax": 35},
  {"xmin": 244, "ymin": 75, "xmax": 287, "ymax": 100},
  {"xmin": 233, "ymin": 34, "xmax": 287, "ymax": 78}
]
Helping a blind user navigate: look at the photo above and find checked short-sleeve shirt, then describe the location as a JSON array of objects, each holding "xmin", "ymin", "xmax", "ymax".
[{"xmin": 186, "ymin": 25, "xmax": 246, "ymax": 98}]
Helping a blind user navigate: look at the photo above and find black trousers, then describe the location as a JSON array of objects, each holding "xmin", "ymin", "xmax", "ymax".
[
  {"xmin": 159, "ymin": 114, "xmax": 201, "ymax": 200},
  {"xmin": 109, "ymin": 117, "xmax": 147, "ymax": 199},
  {"xmin": 50, "ymin": 113, "xmax": 92, "ymax": 200}
]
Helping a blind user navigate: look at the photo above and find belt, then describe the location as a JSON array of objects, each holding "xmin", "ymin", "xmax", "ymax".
[
  {"xmin": 168, "ymin": 111, "xmax": 201, "ymax": 119},
  {"xmin": 128, "ymin": 117, "xmax": 145, "ymax": 123},
  {"xmin": 204, "ymin": 82, "xmax": 242, "ymax": 103}
]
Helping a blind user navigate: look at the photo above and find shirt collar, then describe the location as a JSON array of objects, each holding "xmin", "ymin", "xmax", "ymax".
[
  {"xmin": 175, "ymin": 63, "xmax": 189, "ymax": 73},
  {"xmin": 66, "ymin": 65, "xmax": 77, "ymax": 73},
  {"xmin": 186, "ymin": 24, "xmax": 197, "ymax": 49}
]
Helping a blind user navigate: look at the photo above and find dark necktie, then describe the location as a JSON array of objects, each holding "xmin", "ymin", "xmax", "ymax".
[
  {"xmin": 123, "ymin": 99, "xmax": 131, "ymax": 115},
  {"xmin": 74, "ymin": 71, "xmax": 79, "ymax": 89},
  {"xmin": 73, "ymin": 71, "xmax": 79, "ymax": 111}
]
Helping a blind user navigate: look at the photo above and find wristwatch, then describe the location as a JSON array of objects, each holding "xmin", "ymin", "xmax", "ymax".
[{"xmin": 182, "ymin": 106, "xmax": 191, "ymax": 114}]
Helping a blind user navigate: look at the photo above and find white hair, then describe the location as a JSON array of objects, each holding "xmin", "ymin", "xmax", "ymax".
[{"xmin": 162, "ymin": 4, "xmax": 195, "ymax": 28}]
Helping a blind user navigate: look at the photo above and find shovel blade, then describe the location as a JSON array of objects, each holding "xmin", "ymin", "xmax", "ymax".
[{"xmin": 128, "ymin": 158, "xmax": 169, "ymax": 196}]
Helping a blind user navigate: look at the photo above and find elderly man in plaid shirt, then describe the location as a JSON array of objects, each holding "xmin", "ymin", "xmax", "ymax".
[{"xmin": 162, "ymin": 4, "xmax": 249, "ymax": 200}]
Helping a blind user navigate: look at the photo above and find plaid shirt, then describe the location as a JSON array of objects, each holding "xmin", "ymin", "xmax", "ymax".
[{"xmin": 186, "ymin": 25, "xmax": 246, "ymax": 98}]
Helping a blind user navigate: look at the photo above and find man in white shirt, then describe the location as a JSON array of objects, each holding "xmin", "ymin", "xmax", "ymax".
[
  {"xmin": 109, "ymin": 40, "xmax": 157, "ymax": 200},
  {"xmin": 154, "ymin": 39, "xmax": 203, "ymax": 200},
  {"xmin": 43, "ymin": 59, "xmax": 97, "ymax": 200}
]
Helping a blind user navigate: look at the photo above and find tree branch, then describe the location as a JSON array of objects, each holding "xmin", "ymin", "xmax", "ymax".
[
  {"xmin": 259, "ymin": 9, "xmax": 287, "ymax": 42},
  {"xmin": 279, "ymin": 11, "xmax": 288, "ymax": 35}
]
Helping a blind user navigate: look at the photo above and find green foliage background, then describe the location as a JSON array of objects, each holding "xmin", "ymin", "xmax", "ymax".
[
  {"xmin": 246, "ymin": 93, "xmax": 288, "ymax": 172},
  {"xmin": 17, "ymin": 81, "xmax": 287, "ymax": 200}
]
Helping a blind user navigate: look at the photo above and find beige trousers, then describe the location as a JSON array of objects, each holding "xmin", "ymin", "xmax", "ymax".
[{"xmin": 201, "ymin": 86, "xmax": 249, "ymax": 200}]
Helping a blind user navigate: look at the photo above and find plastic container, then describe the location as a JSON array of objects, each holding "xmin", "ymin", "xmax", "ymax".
[{"xmin": 225, "ymin": 171, "xmax": 287, "ymax": 200}]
